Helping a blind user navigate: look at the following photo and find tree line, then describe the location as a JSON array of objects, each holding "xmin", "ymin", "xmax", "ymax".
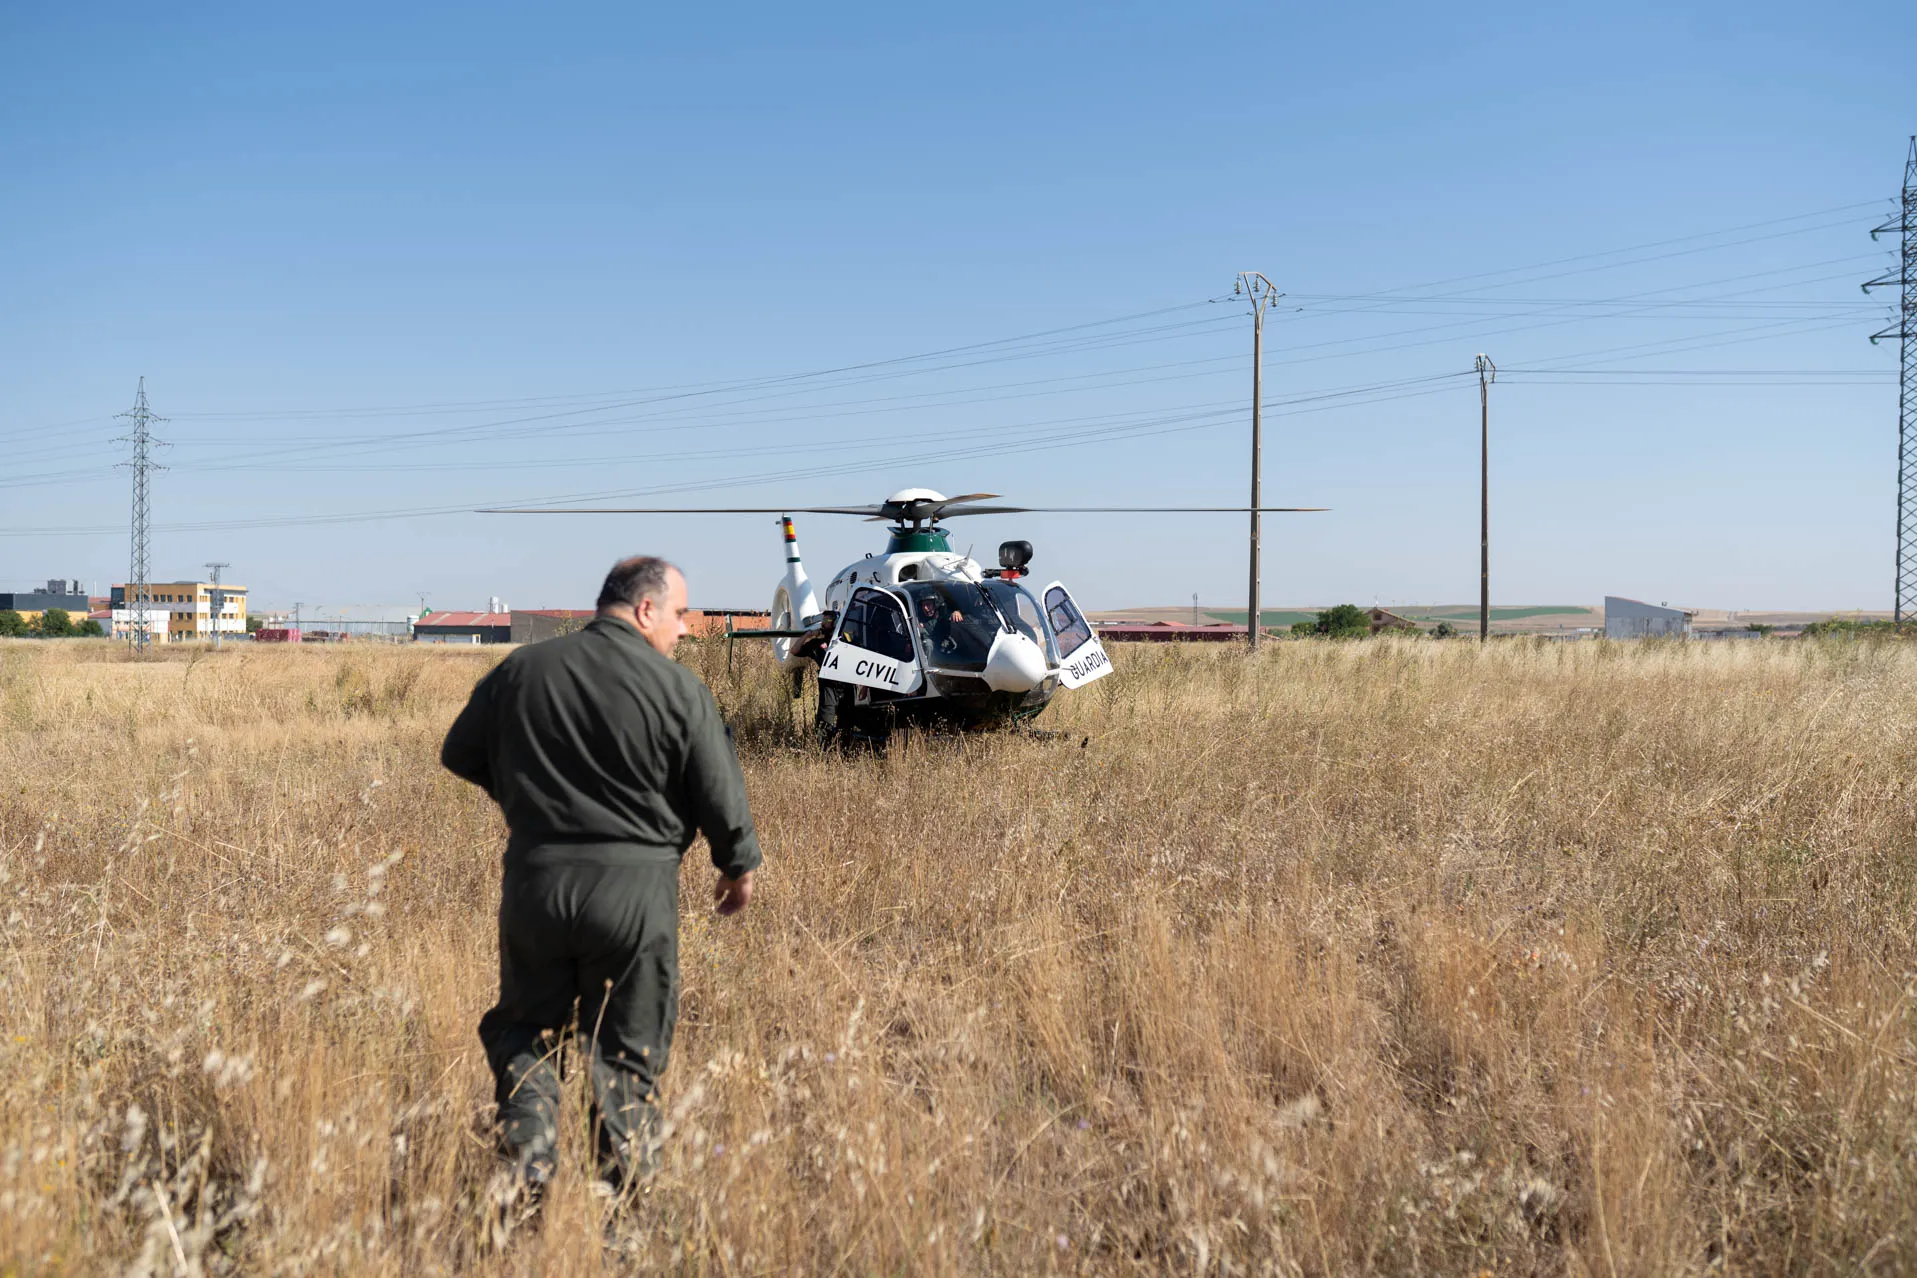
[{"xmin": 0, "ymin": 608, "xmax": 104, "ymax": 638}]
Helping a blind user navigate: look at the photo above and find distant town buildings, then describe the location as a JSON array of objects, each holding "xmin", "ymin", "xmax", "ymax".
[
  {"xmin": 0, "ymin": 580, "xmax": 1871, "ymax": 648},
  {"xmin": 108, "ymin": 580, "xmax": 248, "ymax": 642},
  {"xmin": 411, "ymin": 607, "xmax": 774, "ymax": 644}
]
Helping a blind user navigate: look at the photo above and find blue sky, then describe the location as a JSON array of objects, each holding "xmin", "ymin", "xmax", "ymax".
[{"xmin": 2, "ymin": 2, "xmax": 1912, "ymax": 616}]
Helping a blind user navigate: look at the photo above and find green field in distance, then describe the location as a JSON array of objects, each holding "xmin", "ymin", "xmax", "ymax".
[{"xmin": 1200, "ymin": 605, "xmax": 1591, "ymax": 626}]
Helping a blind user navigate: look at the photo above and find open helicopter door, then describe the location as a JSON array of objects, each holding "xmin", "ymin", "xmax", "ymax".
[
  {"xmin": 819, "ymin": 585, "xmax": 923, "ymax": 696},
  {"xmin": 1041, "ymin": 582, "xmax": 1113, "ymax": 689}
]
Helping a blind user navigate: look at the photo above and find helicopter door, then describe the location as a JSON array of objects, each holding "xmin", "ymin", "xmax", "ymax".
[
  {"xmin": 819, "ymin": 586, "xmax": 923, "ymax": 695},
  {"xmin": 1041, "ymin": 582, "xmax": 1113, "ymax": 689}
]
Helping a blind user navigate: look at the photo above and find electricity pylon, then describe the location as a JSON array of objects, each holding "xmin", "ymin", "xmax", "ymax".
[
  {"xmin": 1866, "ymin": 137, "xmax": 1917, "ymax": 622},
  {"xmin": 114, "ymin": 379, "xmax": 169, "ymax": 654}
]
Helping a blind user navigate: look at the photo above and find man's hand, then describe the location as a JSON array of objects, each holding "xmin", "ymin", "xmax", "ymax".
[{"xmin": 714, "ymin": 871, "xmax": 753, "ymax": 916}]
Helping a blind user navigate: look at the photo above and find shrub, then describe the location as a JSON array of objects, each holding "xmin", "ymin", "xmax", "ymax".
[
  {"xmin": 1297, "ymin": 603, "xmax": 1370, "ymax": 639},
  {"xmin": 1801, "ymin": 617, "xmax": 1916, "ymax": 639}
]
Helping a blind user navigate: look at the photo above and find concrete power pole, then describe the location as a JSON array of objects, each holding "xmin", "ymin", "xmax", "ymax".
[
  {"xmin": 114, "ymin": 378, "xmax": 169, "ymax": 656},
  {"xmin": 1476, "ymin": 354, "xmax": 1496, "ymax": 643},
  {"xmin": 1236, "ymin": 271, "xmax": 1281, "ymax": 651},
  {"xmin": 205, "ymin": 561, "xmax": 230, "ymax": 650}
]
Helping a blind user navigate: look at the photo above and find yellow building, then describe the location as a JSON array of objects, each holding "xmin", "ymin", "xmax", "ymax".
[
  {"xmin": 0, "ymin": 579, "xmax": 90, "ymax": 628},
  {"xmin": 110, "ymin": 581, "xmax": 248, "ymax": 641}
]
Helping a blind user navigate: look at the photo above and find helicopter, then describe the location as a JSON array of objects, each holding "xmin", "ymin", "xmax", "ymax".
[{"xmin": 488, "ymin": 489, "xmax": 1322, "ymax": 743}]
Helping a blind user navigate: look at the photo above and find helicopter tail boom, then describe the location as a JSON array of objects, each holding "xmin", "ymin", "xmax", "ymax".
[{"xmin": 771, "ymin": 514, "xmax": 823, "ymax": 669}]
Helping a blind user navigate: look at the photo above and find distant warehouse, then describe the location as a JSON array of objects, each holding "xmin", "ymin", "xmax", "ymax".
[
  {"xmin": 1604, "ymin": 596, "xmax": 1693, "ymax": 640},
  {"xmin": 414, "ymin": 610, "xmax": 512, "ymax": 644}
]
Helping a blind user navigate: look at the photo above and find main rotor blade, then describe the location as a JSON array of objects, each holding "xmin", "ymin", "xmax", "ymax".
[
  {"xmin": 480, "ymin": 501, "xmax": 1330, "ymax": 517},
  {"xmin": 927, "ymin": 504, "xmax": 1027, "ymax": 517},
  {"xmin": 478, "ymin": 506, "xmax": 884, "ymax": 515},
  {"xmin": 935, "ymin": 505, "xmax": 1331, "ymax": 515}
]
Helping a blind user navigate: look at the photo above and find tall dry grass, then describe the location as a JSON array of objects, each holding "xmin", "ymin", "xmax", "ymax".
[{"xmin": 0, "ymin": 634, "xmax": 1913, "ymax": 1274}]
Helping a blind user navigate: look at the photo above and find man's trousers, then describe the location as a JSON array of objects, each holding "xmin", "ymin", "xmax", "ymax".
[{"xmin": 477, "ymin": 853, "xmax": 680, "ymax": 1184}]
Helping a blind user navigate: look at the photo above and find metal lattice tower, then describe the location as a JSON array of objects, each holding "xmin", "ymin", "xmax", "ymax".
[
  {"xmin": 1866, "ymin": 137, "xmax": 1917, "ymax": 622},
  {"xmin": 114, "ymin": 378, "xmax": 169, "ymax": 653},
  {"xmin": 205, "ymin": 561, "xmax": 230, "ymax": 650}
]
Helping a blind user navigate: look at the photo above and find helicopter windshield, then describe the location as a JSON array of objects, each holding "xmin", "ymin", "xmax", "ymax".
[
  {"xmin": 903, "ymin": 582, "xmax": 1005, "ymax": 670},
  {"xmin": 981, "ymin": 580, "xmax": 1044, "ymax": 647}
]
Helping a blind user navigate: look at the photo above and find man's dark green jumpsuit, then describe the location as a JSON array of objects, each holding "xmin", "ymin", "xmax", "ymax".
[{"xmin": 440, "ymin": 615, "xmax": 761, "ymax": 1184}]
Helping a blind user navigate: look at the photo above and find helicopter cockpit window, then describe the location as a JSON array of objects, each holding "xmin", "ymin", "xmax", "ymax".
[
  {"xmin": 839, "ymin": 587, "xmax": 915, "ymax": 663},
  {"xmin": 1044, "ymin": 586, "xmax": 1094, "ymax": 659},
  {"xmin": 904, "ymin": 582, "xmax": 1003, "ymax": 669},
  {"xmin": 982, "ymin": 580, "xmax": 1043, "ymax": 646}
]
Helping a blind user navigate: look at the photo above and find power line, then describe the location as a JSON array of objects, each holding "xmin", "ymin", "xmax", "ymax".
[
  {"xmin": 1262, "ymin": 259, "xmax": 1885, "ymax": 369},
  {"xmin": 1501, "ymin": 367, "xmax": 1890, "ymax": 375},
  {"xmin": 2, "ymin": 200, "xmax": 1892, "ymax": 539},
  {"xmin": 1308, "ymin": 201, "xmax": 1883, "ymax": 304},
  {"xmin": 50, "ymin": 278, "xmax": 1867, "ymax": 482},
  {"xmin": 163, "ymin": 302, "xmax": 1222, "ymax": 421},
  {"xmin": 13, "ymin": 236, "xmax": 1874, "ymax": 481},
  {"xmin": 32, "ymin": 201, "xmax": 1871, "ymax": 440}
]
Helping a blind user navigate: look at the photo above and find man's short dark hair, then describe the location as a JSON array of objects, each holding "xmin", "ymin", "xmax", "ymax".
[{"xmin": 597, "ymin": 556, "xmax": 678, "ymax": 610}]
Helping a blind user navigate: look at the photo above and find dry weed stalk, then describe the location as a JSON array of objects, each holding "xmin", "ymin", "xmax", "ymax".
[{"xmin": 0, "ymin": 635, "xmax": 1912, "ymax": 1274}]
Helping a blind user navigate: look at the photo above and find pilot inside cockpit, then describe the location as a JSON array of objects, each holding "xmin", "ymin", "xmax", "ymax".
[{"xmin": 915, "ymin": 590, "xmax": 962, "ymax": 653}]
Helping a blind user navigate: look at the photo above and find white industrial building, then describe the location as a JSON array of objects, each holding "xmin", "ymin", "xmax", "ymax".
[
  {"xmin": 106, "ymin": 607, "xmax": 171, "ymax": 641},
  {"xmin": 1604, "ymin": 596, "xmax": 1694, "ymax": 639}
]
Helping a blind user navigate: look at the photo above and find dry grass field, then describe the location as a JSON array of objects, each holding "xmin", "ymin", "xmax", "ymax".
[{"xmin": 1, "ymin": 635, "xmax": 1914, "ymax": 1275}]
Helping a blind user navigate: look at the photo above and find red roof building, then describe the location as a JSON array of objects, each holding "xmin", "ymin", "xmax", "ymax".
[{"xmin": 1093, "ymin": 621, "xmax": 1249, "ymax": 643}]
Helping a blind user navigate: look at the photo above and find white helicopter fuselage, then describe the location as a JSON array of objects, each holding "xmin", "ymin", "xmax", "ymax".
[{"xmin": 767, "ymin": 501, "xmax": 1113, "ymax": 732}]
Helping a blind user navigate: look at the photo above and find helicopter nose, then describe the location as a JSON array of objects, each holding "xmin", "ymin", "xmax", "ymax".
[{"xmin": 981, "ymin": 631, "xmax": 1048, "ymax": 694}]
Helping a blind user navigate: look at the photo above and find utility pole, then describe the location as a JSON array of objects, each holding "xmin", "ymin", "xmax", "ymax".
[
  {"xmin": 292, "ymin": 602, "xmax": 303, "ymax": 635},
  {"xmin": 205, "ymin": 562, "xmax": 230, "ymax": 650},
  {"xmin": 114, "ymin": 378, "xmax": 168, "ymax": 656},
  {"xmin": 1866, "ymin": 137, "xmax": 1917, "ymax": 622},
  {"xmin": 1476, "ymin": 354, "xmax": 1496, "ymax": 642},
  {"xmin": 1235, "ymin": 271, "xmax": 1280, "ymax": 650}
]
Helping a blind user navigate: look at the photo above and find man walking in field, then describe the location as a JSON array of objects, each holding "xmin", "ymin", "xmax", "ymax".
[{"xmin": 440, "ymin": 556, "xmax": 760, "ymax": 1197}]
